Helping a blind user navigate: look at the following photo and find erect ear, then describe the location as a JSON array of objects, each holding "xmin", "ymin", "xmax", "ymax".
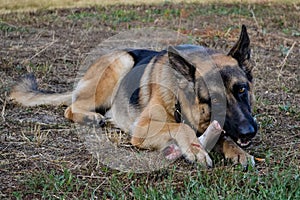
[
  {"xmin": 228, "ymin": 25, "xmax": 254, "ymax": 81},
  {"xmin": 168, "ymin": 46, "xmax": 196, "ymax": 82},
  {"xmin": 228, "ymin": 25, "xmax": 251, "ymax": 64}
]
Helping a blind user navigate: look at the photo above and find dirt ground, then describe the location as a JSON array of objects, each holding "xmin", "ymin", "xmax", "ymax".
[{"xmin": 0, "ymin": 2, "xmax": 299, "ymax": 199}]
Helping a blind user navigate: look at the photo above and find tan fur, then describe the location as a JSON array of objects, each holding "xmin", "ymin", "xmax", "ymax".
[
  {"xmin": 216, "ymin": 136, "xmax": 255, "ymax": 167},
  {"xmin": 130, "ymin": 114, "xmax": 211, "ymax": 166},
  {"xmin": 10, "ymin": 33, "xmax": 255, "ymax": 168},
  {"xmin": 10, "ymin": 77, "xmax": 73, "ymax": 106},
  {"xmin": 211, "ymin": 54, "xmax": 238, "ymax": 68},
  {"xmin": 64, "ymin": 51, "xmax": 135, "ymax": 124}
]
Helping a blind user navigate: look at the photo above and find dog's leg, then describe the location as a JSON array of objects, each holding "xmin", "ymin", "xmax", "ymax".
[
  {"xmin": 64, "ymin": 51, "xmax": 135, "ymax": 125},
  {"xmin": 162, "ymin": 120, "xmax": 223, "ymax": 160},
  {"xmin": 64, "ymin": 102, "xmax": 105, "ymax": 125},
  {"xmin": 215, "ymin": 136, "xmax": 255, "ymax": 169},
  {"xmin": 130, "ymin": 116, "xmax": 212, "ymax": 167}
]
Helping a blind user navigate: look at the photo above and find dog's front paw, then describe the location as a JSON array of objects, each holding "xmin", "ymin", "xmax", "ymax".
[
  {"xmin": 222, "ymin": 137, "xmax": 255, "ymax": 169},
  {"xmin": 183, "ymin": 142, "xmax": 212, "ymax": 168},
  {"xmin": 225, "ymin": 149, "xmax": 255, "ymax": 170}
]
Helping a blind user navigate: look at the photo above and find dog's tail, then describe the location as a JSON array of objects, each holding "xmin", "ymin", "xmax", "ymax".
[{"xmin": 10, "ymin": 74, "xmax": 73, "ymax": 106}]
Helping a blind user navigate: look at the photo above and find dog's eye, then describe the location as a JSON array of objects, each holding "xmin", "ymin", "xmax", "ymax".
[
  {"xmin": 233, "ymin": 83, "xmax": 248, "ymax": 94},
  {"xmin": 239, "ymin": 87, "xmax": 246, "ymax": 93}
]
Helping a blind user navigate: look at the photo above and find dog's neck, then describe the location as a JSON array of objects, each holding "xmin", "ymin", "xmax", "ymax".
[{"xmin": 174, "ymin": 99, "xmax": 203, "ymax": 137}]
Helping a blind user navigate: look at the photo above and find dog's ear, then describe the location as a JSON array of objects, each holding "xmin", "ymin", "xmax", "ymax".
[
  {"xmin": 228, "ymin": 25, "xmax": 254, "ymax": 81},
  {"xmin": 168, "ymin": 46, "xmax": 196, "ymax": 82},
  {"xmin": 228, "ymin": 25, "xmax": 250, "ymax": 64}
]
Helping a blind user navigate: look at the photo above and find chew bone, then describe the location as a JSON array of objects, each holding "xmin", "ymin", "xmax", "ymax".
[{"xmin": 198, "ymin": 120, "xmax": 223, "ymax": 152}]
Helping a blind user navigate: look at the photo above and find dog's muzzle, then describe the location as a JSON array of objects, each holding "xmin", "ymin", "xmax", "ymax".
[{"xmin": 236, "ymin": 118, "xmax": 257, "ymax": 147}]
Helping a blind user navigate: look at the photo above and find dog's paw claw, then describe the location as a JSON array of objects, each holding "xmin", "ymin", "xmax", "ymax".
[
  {"xmin": 99, "ymin": 118, "xmax": 106, "ymax": 127},
  {"xmin": 83, "ymin": 113, "xmax": 106, "ymax": 126},
  {"xmin": 183, "ymin": 142, "xmax": 212, "ymax": 168},
  {"xmin": 227, "ymin": 152, "xmax": 255, "ymax": 170},
  {"xmin": 196, "ymin": 152, "xmax": 213, "ymax": 168}
]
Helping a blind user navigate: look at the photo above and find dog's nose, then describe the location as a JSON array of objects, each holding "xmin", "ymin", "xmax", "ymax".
[{"xmin": 238, "ymin": 122, "xmax": 256, "ymax": 139}]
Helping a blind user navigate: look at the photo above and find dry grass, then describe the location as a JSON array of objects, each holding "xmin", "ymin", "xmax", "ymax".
[
  {"xmin": 0, "ymin": 1, "xmax": 299, "ymax": 199},
  {"xmin": 0, "ymin": 0, "xmax": 299, "ymax": 13}
]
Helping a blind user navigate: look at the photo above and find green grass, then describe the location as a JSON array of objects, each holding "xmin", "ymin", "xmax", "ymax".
[
  {"xmin": 193, "ymin": 4, "xmax": 253, "ymax": 17},
  {"xmin": 61, "ymin": 3, "xmax": 300, "ymax": 37},
  {"xmin": 1, "ymin": 0, "xmax": 300, "ymax": 14},
  {"xmin": 0, "ymin": 21, "xmax": 29, "ymax": 33},
  {"xmin": 66, "ymin": 4, "xmax": 252, "ymax": 23},
  {"xmin": 105, "ymin": 166, "xmax": 300, "ymax": 199},
  {"xmin": 14, "ymin": 169, "xmax": 93, "ymax": 199},
  {"xmin": 14, "ymin": 163, "xmax": 300, "ymax": 199},
  {"xmin": 2, "ymin": 1, "xmax": 299, "ymax": 199}
]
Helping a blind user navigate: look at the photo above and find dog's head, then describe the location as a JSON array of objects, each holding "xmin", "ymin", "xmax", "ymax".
[{"xmin": 168, "ymin": 25, "xmax": 257, "ymax": 147}]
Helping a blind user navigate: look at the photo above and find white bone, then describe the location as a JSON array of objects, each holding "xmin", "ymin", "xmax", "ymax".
[{"xmin": 198, "ymin": 120, "xmax": 223, "ymax": 152}]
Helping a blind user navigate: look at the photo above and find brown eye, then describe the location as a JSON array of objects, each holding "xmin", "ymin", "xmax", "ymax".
[{"xmin": 239, "ymin": 87, "xmax": 246, "ymax": 93}]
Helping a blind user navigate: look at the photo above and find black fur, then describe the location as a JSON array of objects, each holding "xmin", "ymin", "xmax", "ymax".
[{"xmin": 125, "ymin": 49, "xmax": 167, "ymax": 107}]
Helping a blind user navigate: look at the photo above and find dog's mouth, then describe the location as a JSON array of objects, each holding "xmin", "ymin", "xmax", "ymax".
[
  {"xmin": 223, "ymin": 124, "xmax": 256, "ymax": 148},
  {"xmin": 225, "ymin": 133, "xmax": 253, "ymax": 148},
  {"xmin": 222, "ymin": 132, "xmax": 253, "ymax": 148},
  {"xmin": 236, "ymin": 138, "xmax": 252, "ymax": 148}
]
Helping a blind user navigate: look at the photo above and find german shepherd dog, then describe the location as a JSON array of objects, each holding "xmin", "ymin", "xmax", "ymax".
[{"xmin": 10, "ymin": 25, "xmax": 257, "ymax": 168}]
